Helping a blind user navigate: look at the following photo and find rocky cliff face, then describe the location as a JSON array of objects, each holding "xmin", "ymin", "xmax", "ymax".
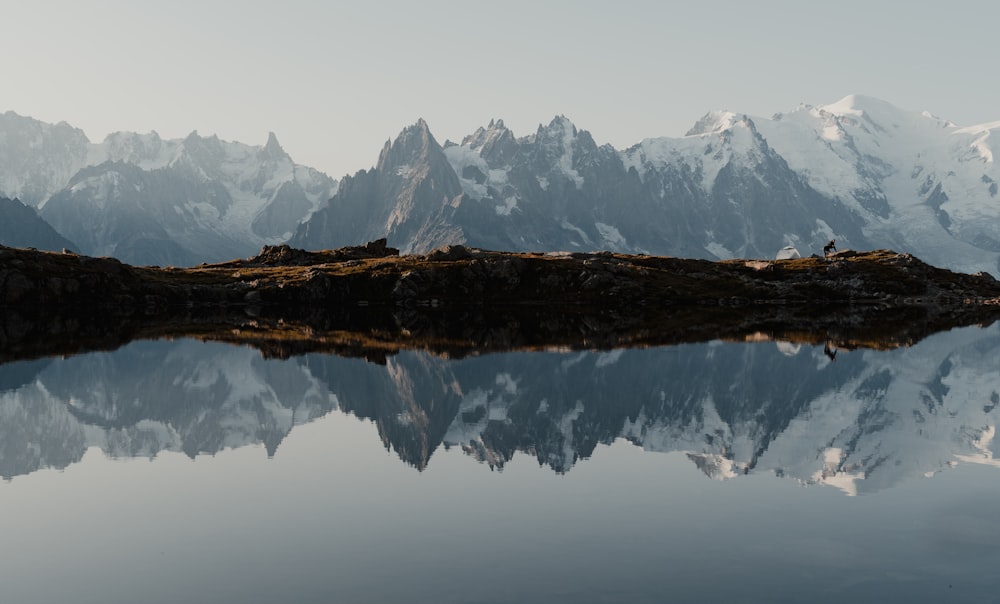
[{"xmin": 291, "ymin": 120, "xmax": 465, "ymax": 254}]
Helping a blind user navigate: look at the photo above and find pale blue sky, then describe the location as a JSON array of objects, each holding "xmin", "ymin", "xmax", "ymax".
[{"xmin": 4, "ymin": 0, "xmax": 998, "ymax": 177}]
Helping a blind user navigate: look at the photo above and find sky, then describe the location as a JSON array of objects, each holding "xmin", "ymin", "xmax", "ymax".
[{"xmin": 4, "ymin": 0, "xmax": 999, "ymax": 178}]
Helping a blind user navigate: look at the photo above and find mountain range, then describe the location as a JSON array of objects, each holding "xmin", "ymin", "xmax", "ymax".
[
  {"xmin": 2, "ymin": 95, "xmax": 999, "ymax": 272},
  {"xmin": 292, "ymin": 95, "xmax": 1000, "ymax": 274},
  {"xmin": 0, "ymin": 111, "xmax": 337, "ymax": 265}
]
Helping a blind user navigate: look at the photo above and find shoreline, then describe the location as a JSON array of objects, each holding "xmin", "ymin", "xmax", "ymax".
[{"xmin": 3, "ymin": 241, "xmax": 1000, "ymax": 363}]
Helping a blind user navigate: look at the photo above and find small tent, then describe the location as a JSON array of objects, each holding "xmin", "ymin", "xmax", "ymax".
[{"xmin": 775, "ymin": 245, "xmax": 801, "ymax": 260}]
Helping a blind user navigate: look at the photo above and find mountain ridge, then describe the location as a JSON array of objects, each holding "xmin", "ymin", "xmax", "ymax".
[
  {"xmin": 3, "ymin": 241, "xmax": 1000, "ymax": 368},
  {"xmin": 0, "ymin": 111, "xmax": 337, "ymax": 265},
  {"xmin": 0, "ymin": 196, "xmax": 77, "ymax": 252},
  {"xmin": 4, "ymin": 96, "xmax": 1000, "ymax": 272},
  {"xmin": 290, "ymin": 94, "xmax": 1000, "ymax": 274}
]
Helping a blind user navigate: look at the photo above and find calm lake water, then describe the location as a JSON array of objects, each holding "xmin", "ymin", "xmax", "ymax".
[{"xmin": 1, "ymin": 324, "xmax": 999, "ymax": 603}]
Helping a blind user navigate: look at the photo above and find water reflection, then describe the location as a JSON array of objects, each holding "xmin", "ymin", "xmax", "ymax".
[{"xmin": 2, "ymin": 323, "xmax": 997, "ymax": 495}]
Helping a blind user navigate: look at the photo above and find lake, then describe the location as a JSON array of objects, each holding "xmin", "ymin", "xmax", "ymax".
[{"xmin": 1, "ymin": 324, "xmax": 998, "ymax": 603}]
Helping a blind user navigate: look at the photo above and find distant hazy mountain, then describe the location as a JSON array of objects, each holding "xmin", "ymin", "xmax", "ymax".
[
  {"xmin": 0, "ymin": 111, "xmax": 90, "ymax": 207},
  {"xmin": 292, "ymin": 95, "xmax": 1000, "ymax": 274},
  {"xmin": 0, "ymin": 112, "xmax": 337, "ymax": 266},
  {"xmin": 0, "ymin": 196, "xmax": 77, "ymax": 252}
]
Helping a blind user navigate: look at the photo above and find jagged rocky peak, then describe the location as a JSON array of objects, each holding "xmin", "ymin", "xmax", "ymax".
[
  {"xmin": 0, "ymin": 111, "xmax": 92, "ymax": 206},
  {"xmin": 0, "ymin": 110, "xmax": 89, "ymax": 143},
  {"xmin": 180, "ymin": 129, "xmax": 225, "ymax": 151},
  {"xmin": 101, "ymin": 130, "xmax": 165, "ymax": 165},
  {"xmin": 462, "ymin": 119, "xmax": 517, "ymax": 155},
  {"xmin": 529, "ymin": 115, "xmax": 586, "ymax": 154},
  {"xmin": 179, "ymin": 129, "xmax": 207, "ymax": 154},
  {"xmin": 397, "ymin": 117, "xmax": 434, "ymax": 144},
  {"xmin": 461, "ymin": 118, "xmax": 518, "ymax": 167},
  {"xmin": 260, "ymin": 131, "xmax": 288, "ymax": 160},
  {"xmin": 533, "ymin": 115, "xmax": 603, "ymax": 159},
  {"xmin": 376, "ymin": 118, "xmax": 445, "ymax": 174},
  {"xmin": 172, "ymin": 129, "xmax": 228, "ymax": 173},
  {"xmin": 463, "ymin": 117, "xmax": 511, "ymax": 146},
  {"xmin": 535, "ymin": 114, "xmax": 577, "ymax": 140}
]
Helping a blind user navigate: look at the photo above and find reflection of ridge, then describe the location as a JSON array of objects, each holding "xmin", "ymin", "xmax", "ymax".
[
  {"xmin": 0, "ymin": 358, "xmax": 53, "ymax": 393},
  {"xmin": 426, "ymin": 327, "xmax": 1000, "ymax": 493},
  {"xmin": 436, "ymin": 343, "xmax": 865, "ymax": 474},
  {"xmin": 0, "ymin": 381, "xmax": 88, "ymax": 479},
  {"xmin": 0, "ymin": 341, "xmax": 339, "ymax": 479},
  {"xmin": 786, "ymin": 328, "xmax": 1000, "ymax": 495},
  {"xmin": 304, "ymin": 353, "xmax": 464, "ymax": 470},
  {"xmin": 0, "ymin": 327, "xmax": 997, "ymax": 495}
]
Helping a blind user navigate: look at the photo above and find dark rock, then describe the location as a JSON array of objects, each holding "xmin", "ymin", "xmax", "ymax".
[
  {"xmin": 248, "ymin": 244, "xmax": 315, "ymax": 266},
  {"xmin": 425, "ymin": 245, "xmax": 473, "ymax": 261},
  {"xmin": 4, "ymin": 272, "xmax": 32, "ymax": 304},
  {"xmin": 365, "ymin": 238, "xmax": 391, "ymax": 255}
]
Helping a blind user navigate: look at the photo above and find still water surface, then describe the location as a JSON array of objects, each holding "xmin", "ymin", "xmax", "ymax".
[{"xmin": 1, "ymin": 324, "xmax": 998, "ymax": 603}]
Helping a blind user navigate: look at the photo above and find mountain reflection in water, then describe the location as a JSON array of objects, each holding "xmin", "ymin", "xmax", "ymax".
[
  {"xmin": 2, "ymin": 323, "xmax": 997, "ymax": 495},
  {"xmin": 4, "ymin": 322, "xmax": 1000, "ymax": 604}
]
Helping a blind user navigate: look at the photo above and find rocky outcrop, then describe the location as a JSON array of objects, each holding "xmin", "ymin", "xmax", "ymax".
[
  {"xmin": 2, "ymin": 242, "xmax": 1000, "ymax": 363},
  {"xmin": 289, "ymin": 120, "xmax": 465, "ymax": 254},
  {"xmin": 239, "ymin": 239, "xmax": 399, "ymax": 266},
  {"xmin": 4, "ymin": 241, "xmax": 1000, "ymax": 309}
]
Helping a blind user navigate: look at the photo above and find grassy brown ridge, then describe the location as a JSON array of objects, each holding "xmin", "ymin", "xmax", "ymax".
[{"xmin": 2, "ymin": 241, "xmax": 1000, "ymax": 364}]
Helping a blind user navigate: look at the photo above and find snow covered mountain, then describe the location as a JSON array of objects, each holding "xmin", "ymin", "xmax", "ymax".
[
  {"xmin": 5, "ymin": 95, "xmax": 999, "ymax": 271},
  {"xmin": 0, "ymin": 112, "xmax": 337, "ymax": 266},
  {"xmin": 294, "ymin": 95, "xmax": 1000, "ymax": 274},
  {"xmin": 753, "ymin": 95, "xmax": 1000, "ymax": 274},
  {"xmin": 0, "ymin": 111, "xmax": 90, "ymax": 206}
]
